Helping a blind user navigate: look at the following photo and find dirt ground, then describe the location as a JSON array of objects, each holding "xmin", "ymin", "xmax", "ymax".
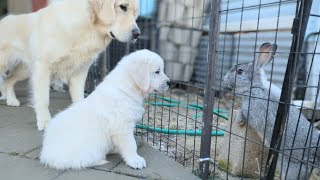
[{"xmin": 135, "ymin": 86, "xmax": 243, "ymax": 179}]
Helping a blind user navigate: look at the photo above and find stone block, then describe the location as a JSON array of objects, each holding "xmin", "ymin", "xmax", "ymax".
[
  {"xmin": 56, "ymin": 169, "xmax": 139, "ymax": 180},
  {"xmin": 216, "ymin": 119, "xmax": 268, "ymax": 178},
  {"xmin": 0, "ymin": 123, "xmax": 43, "ymax": 154},
  {"xmin": 183, "ymin": 7, "xmax": 203, "ymax": 28},
  {"xmin": 159, "ymin": 26, "xmax": 170, "ymax": 41},
  {"xmin": 178, "ymin": 45, "xmax": 198, "ymax": 64},
  {"xmin": 168, "ymin": 28, "xmax": 191, "ymax": 45},
  {"xmin": 165, "ymin": 62, "xmax": 194, "ymax": 82},
  {"xmin": 167, "ymin": 2, "xmax": 185, "ymax": 23},
  {"xmin": 177, "ymin": 0, "xmax": 207, "ymax": 8},
  {"xmin": 191, "ymin": 31, "xmax": 203, "ymax": 47},
  {"xmin": 159, "ymin": 41, "xmax": 178, "ymax": 61},
  {"xmin": 183, "ymin": 64, "xmax": 194, "ymax": 82},
  {"xmin": 165, "ymin": 62, "xmax": 183, "ymax": 81},
  {"xmin": 158, "ymin": 1, "xmax": 168, "ymax": 22},
  {"xmin": 113, "ymin": 142, "xmax": 200, "ymax": 180},
  {"xmin": 0, "ymin": 154, "xmax": 61, "ymax": 180}
]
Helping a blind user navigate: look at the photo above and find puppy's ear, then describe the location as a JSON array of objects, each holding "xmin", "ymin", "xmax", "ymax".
[
  {"xmin": 89, "ymin": 0, "xmax": 116, "ymax": 26},
  {"xmin": 133, "ymin": 61, "xmax": 150, "ymax": 92}
]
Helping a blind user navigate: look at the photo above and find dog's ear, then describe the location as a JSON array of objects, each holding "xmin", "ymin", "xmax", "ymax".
[
  {"xmin": 88, "ymin": 0, "xmax": 116, "ymax": 26},
  {"xmin": 99, "ymin": 0, "xmax": 116, "ymax": 25},
  {"xmin": 133, "ymin": 61, "xmax": 150, "ymax": 92}
]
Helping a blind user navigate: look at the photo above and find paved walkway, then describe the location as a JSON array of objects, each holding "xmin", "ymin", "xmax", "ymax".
[{"xmin": 0, "ymin": 86, "xmax": 199, "ymax": 180}]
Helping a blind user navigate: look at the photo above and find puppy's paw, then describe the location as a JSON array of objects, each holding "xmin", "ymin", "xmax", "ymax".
[
  {"xmin": 125, "ymin": 155, "xmax": 146, "ymax": 170},
  {"xmin": 94, "ymin": 160, "xmax": 109, "ymax": 166},
  {"xmin": 37, "ymin": 112, "xmax": 51, "ymax": 131},
  {"xmin": 6, "ymin": 98, "xmax": 20, "ymax": 107}
]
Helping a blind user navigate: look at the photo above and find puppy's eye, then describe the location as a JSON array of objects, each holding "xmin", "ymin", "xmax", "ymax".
[
  {"xmin": 237, "ymin": 69, "xmax": 244, "ymax": 75},
  {"xmin": 120, "ymin": 5, "xmax": 127, "ymax": 12},
  {"xmin": 155, "ymin": 69, "xmax": 160, "ymax": 74}
]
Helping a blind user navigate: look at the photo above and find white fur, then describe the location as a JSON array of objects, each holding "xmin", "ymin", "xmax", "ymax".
[
  {"xmin": 40, "ymin": 50, "xmax": 170, "ymax": 170},
  {"xmin": 0, "ymin": 0, "xmax": 140, "ymax": 130}
]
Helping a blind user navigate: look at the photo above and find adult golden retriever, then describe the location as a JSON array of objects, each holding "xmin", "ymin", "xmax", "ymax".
[{"xmin": 0, "ymin": 0, "xmax": 140, "ymax": 130}]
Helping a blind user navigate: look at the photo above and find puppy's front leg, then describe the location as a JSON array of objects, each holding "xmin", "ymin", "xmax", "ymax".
[
  {"xmin": 112, "ymin": 133, "xmax": 146, "ymax": 169},
  {"xmin": 68, "ymin": 68, "xmax": 89, "ymax": 103},
  {"xmin": 32, "ymin": 61, "xmax": 51, "ymax": 131}
]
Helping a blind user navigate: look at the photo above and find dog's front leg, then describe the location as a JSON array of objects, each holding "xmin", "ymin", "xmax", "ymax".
[
  {"xmin": 5, "ymin": 78, "xmax": 20, "ymax": 106},
  {"xmin": 0, "ymin": 79, "xmax": 7, "ymax": 100},
  {"xmin": 112, "ymin": 133, "xmax": 146, "ymax": 169},
  {"xmin": 68, "ymin": 67, "xmax": 89, "ymax": 103},
  {"xmin": 32, "ymin": 61, "xmax": 51, "ymax": 131}
]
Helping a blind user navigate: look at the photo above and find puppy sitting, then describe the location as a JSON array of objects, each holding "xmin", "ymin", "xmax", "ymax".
[{"xmin": 40, "ymin": 49, "xmax": 170, "ymax": 170}]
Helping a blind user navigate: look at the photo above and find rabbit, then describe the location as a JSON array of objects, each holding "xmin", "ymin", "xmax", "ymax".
[{"xmin": 223, "ymin": 42, "xmax": 320, "ymax": 179}]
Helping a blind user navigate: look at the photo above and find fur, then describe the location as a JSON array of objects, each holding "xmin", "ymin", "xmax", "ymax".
[
  {"xmin": 223, "ymin": 42, "xmax": 320, "ymax": 179},
  {"xmin": 40, "ymin": 50, "xmax": 170, "ymax": 170},
  {"xmin": 0, "ymin": 0, "xmax": 140, "ymax": 130}
]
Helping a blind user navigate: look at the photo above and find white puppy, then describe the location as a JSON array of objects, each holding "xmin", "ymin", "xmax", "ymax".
[{"xmin": 40, "ymin": 50, "xmax": 170, "ymax": 170}]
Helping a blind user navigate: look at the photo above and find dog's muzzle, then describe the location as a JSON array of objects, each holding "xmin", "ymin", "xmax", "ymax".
[{"xmin": 132, "ymin": 28, "xmax": 141, "ymax": 40}]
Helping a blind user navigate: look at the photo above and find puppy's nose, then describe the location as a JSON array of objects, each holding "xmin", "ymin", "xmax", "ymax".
[
  {"xmin": 132, "ymin": 28, "xmax": 141, "ymax": 39},
  {"xmin": 167, "ymin": 81, "xmax": 171, "ymax": 87}
]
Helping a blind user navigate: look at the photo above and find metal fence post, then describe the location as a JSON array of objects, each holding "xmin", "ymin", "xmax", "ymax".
[
  {"xmin": 199, "ymin": 0, "xmax": 221, "ymax": 179},
  {"xmin": 265, "ymin": 0, "xmax": 313, "ymax": 179},
  {"xmin": 99, "ymin": 49, "xmax": 107, "ymax": 82}
]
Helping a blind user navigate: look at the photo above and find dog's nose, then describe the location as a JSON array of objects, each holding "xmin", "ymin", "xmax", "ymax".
[
  {"xmin": 167, "ymin": 81, "xmax": 171, "ymax": 87},
  {"xmin": 132, "ymin": 28, "xmax": 141, "ymax": 39}
]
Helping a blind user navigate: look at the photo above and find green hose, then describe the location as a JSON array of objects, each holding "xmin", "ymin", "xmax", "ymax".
[
  {"xmin": 150, "ymin": 94, "xmax": 181, "ymax": 104},
  {"xmin": 136, "ymin": 124, "xmax": 224, "ymax": 136},
  {"xmin": 148, "ymin": 102, "xmax": 179, "ymax": 107},
  {"xmin": 148, "ymin": 95, "xmax": 229, "ymax": 120},
  {"xmin": 192, "ymin": 109, "xmax": 229, "ymax": 120}
]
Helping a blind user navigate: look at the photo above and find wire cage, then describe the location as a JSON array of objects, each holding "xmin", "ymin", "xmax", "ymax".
[{"xmin": 86, "ymin": 0, "xmax": 320, "ymax": 179}]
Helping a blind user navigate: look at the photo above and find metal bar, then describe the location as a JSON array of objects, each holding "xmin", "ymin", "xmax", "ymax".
[
  {"xmin": 199, "ymin": 0, "xmax": 221, "ymax": 179},
  {"xmin": 265, "ymin": 0, "xmax": 313, "ymax": 179},
  {"xmin": 99, "ymin": 49, "xmax": 107, "ymax": 82}
]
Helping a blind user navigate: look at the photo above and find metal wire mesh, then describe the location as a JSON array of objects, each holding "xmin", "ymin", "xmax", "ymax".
[{"xmin": 85, "ymin": 0, "xmax": 320, "ymax": 179}]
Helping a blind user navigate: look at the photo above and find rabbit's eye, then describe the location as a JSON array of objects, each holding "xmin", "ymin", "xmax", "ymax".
[{"xmin": 237, "ymin": 69, "xmax": 244, "ymax": 75}]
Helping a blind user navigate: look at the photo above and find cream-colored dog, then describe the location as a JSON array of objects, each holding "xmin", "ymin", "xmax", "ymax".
[
  {"xmin": 0, "ymin": 0, "xmax": 140, "ymax": 130},
  {"xmin": 40, "ymin": 50, "xmax": 170, "ymax": 170}
]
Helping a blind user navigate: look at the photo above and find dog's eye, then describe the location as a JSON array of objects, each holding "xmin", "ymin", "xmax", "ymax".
[
  {"xmin": 155, "ymin": 69, "xmax": 160, "ymax": 74},
  {"xmin": 237, "ymin": 69, "xmax": 244, "ymax": 75},
  {"xmin": 120, "ymin": 5, "xmax": 127, "ymax": 12}
]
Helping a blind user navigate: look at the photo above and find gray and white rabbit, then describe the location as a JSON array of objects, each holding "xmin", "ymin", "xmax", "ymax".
[{"xmin": 223, "ymin": 42, "xmax": 320, "ymax": 179}]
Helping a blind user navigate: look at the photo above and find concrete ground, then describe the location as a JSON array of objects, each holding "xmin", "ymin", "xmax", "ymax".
[{"xmin": 0, "ymin": 85, "xmax": 200, "ymax": 180}]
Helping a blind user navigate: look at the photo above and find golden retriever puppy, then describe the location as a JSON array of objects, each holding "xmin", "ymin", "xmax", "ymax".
[
  {"xmin": 40, "ymin": 50, "xmax": 170, "ymax": 170},
  {"xmin": 0, "ymin": 0, "xmax": 140, "ymax": 130}
]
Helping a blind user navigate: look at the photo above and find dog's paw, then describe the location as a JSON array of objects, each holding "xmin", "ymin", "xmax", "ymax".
[
  {"xmin": 125, "ymin": 155, "xmax": 146, "ymax": 169},
  {"xmin": 37, "ymin": 112, "xmax": 51, "ymax": 131},
  {"xmin": 6, "ymin": 98, "xmax": 20, "ymax": 107},
  {"xmin": 37, "ymin": 120, "xmax": 49, "ymax": 131}
]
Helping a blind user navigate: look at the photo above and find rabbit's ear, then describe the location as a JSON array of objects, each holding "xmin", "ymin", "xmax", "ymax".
[{"xmin": 255, "ymin": 42, "xmax": 277, "ymax": 69}]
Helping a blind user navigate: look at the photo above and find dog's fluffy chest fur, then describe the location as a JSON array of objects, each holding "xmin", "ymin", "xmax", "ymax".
[
  {"xmin": 91, "ymin": 89, "xmax": 145, "ymax": 134},
  {"xmin": 51, "ymin": 32, "xmax": 111, "ymax": 81}
]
